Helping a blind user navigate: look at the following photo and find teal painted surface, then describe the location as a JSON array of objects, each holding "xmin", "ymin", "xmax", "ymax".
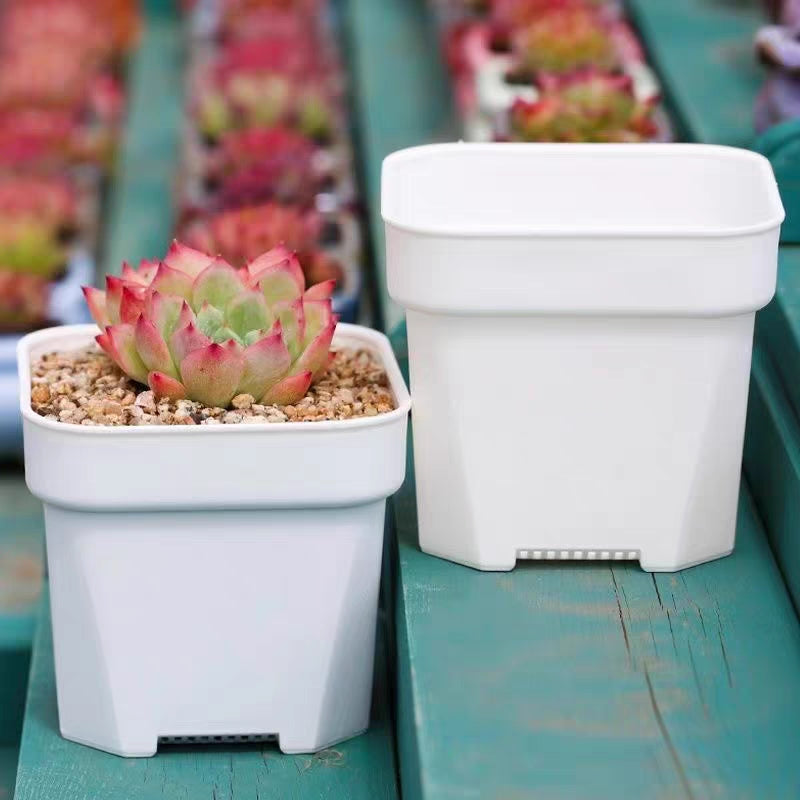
[
  {"xmin": 750, "ymin": 249, "xmax": 800, "ymax": 597},
  {"xmin": 14, "ymin": 594, "xmax": 398, "ymax": 800},
  {"xmin": 755, "ymin": 120, "xmax": 800, "ymax": 243},
  {"xmin": 103, "ymin": 4, "xmax": 184, "ymax": 276},
  {"xmin": 388, "ymin": 323, "xmax": 800, "ymax": 800},
  {"xmin": 756, "ymin": 247, "xmax": 800, "ymax": 422},
  {"xmin": 626, "ymin": 0, "xmax": 765, "ymax": 146},
  {"xmin": 745, "ymin": 347, "xmax": 800, "ymax": 612},
  {"xmin": 0, "ymin": 475, "xmax": 44, "ymax": 747},
  {"xmin": 342, "ymin": 0, "xmax": 457, "ymax": 333},
  {"xmin": 0, "ymin": 745, "xmax": 18, "ymax": 800}
]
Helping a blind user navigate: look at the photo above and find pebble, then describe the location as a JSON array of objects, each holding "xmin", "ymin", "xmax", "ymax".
[{"xmin": 30, "ymin": 346, "xmax": 396, "ymax": 427}]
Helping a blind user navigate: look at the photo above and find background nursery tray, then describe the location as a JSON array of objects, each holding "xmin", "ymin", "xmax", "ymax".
[{"xmin": 175, "ymin": 0, "xmax": 365, "ymax": 322}]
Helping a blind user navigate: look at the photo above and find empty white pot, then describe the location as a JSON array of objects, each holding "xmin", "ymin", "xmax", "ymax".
[
  {"xmin": 382, "ymin": 143, "xmax": 784, "ymax": 572},
  {"xmin": 18, "ymin": 323, "xmax": 410, "ymax": 757}
]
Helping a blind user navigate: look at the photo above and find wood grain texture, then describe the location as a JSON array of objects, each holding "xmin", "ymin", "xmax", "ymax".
[
  {"xmin": 389, "ymin": 324, "xmax": 800, "ymax": 800},
  {"xmin": 0, "ymin": 473, "xmax": 44, "ymax": 746},
  {"xmin": 14, "ymin": 594, "xmax": 398, "ymax": 800},
  {"xmin": 341, "ymin": 0, "xmax": 458, "ymax": 333},
  {"xmin": 102, "ymin": 1, "xmax": 184, "ymax": 275},
  {"xmin": 626, "ymin": 0, "xmax": 765, "ymax": 147},
  {"xmin": 745, "ymin": 346, "xmax": 800, "ymax": 611}
]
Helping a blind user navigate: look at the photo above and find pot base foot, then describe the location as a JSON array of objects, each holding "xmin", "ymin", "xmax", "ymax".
[
  {"xmin": 639, "ymin": 549, "xmax": 734, "ymax": 573},
  {"xmin": 279, "ymin": 728, "xmax": 368, "ymax": 755}
]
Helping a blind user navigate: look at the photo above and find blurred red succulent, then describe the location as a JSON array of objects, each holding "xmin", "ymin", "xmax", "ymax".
[
  {"xmin": 205, "ymin": 126, "xmax": 324, "ymax": 208},
  {"xmin": 510, "ymin": 69, "xmax": 657, "ymax": 142},
  {"xmin": 511, "ymin": 2, "xmax": 618, "ymax": 74},
  {"xmin": 0, "ymin": 175, "xmax": 79, "ymax": 233},
  {"xmin": 180, "ymin": 203, "xmax": 343, "ymax": 286},
  {"xmin": 0, "ymin": 271, "xmax": 50, "ymax": 330}
]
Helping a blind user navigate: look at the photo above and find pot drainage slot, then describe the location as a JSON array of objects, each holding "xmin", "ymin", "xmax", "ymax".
[
  {"xmin": 159, "ymin": 734, "xmax": 278, "ymax": 745},
  {"xmin": 516, "ymin": 549, "xmax": 640, "ymax": 561}
]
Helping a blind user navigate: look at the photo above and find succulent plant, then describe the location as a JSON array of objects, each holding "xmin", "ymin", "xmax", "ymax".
[
  {"xmin": 195, "ymin": 40, "xmax": 335, "ymax": 143},
  {"xmin": 83, "ymin": 241, "xmax": 338, "ymax": 408},
  {"xmin": 217, "ymin": 6, "xmax": 321, "ymax": 44},
  {"xmin": 491, "ymin": 0, "xmax": 580, "ymax": 27},
  {"xmin": 0, "ymin": 271, "xmax": 50, "ymax": 330},
  {"xmin": 510, "ymin": 2, "xmax": 618, "ymax": 75},
  {"xmin": 0, "ymin": 220, "xmax": 66, "ymax": 278},
  {"xmin": 1, "ymin": 0, "xmax": 139, "ymax": 62},
  {"xmin": 510, "ymin": 69, "xmax": 657, "ymax": 142},
  {"xmin": 196, "ymin": 78, "xmax": 334, "ymax": 144},
  {"xmin": 205, "ymin": 126, "xmax": 322, "ymax": 207},
  {"xmin": 0, "ymin": 175, "xmax": 78, "ymax": 234},
  {"xmin": 755, "ymin": 25, "xmax": 800, "ymax": 131}
]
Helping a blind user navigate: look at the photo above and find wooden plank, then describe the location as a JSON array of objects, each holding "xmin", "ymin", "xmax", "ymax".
[
  {"xmin": 388, "ymin": 323, "xmax": 800, "ymax": 800},
  {"xmin": 626, "ymin": 0, "xmax": 765, "ymax": 146},
  {"xmin": 342, "ymin": 0, "xmax": 457, "ymax": 333},
  {"xmin": 756, "ymin": 247, "xmax": 800, "ymax": 422},
  {"xmin": 0, "ymin": 746, "xmax": 17, "ymax": 800},
  {"xmin": 14, "ymin": 592, "xmax": 398, "ymax": 800},
  {"xmin": 102, "ymin": 0, "xmax": 184, "ymax": 275},
  {"xmin": 0, "ymin": 474, "xmax": 44, "ymax": 748},
  {"xmin": 746, "ymin": 252, "xmax": 800, "ymax": 597},
  {"xmin": 744, "ymin": 346, "xmax": 800, "ymax": 611}
]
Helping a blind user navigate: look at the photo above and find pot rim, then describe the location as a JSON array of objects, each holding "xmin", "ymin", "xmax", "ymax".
[
  {"xmin": 381, "ymin": 142, "xmax": 786, "ymax": 239},
  {"xmin": 18, "ymin": 322, "xmax": 411, "ymax": 437}
]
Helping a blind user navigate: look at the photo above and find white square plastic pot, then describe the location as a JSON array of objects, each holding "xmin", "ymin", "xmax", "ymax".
[
  {"xmin": 382, "ymin": 143, "xmax": 784, "ymax": 572},
  {"xmin": 18, "ymin": 323, "xmax": 410, "ymax": 757}
]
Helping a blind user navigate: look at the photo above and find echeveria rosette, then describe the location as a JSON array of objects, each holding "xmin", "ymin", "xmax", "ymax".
[
  {"xmin": 755, "ymin": 25, "xmax": 800, "ymax": 132},
  {"xmin": 510, "ymin": 69, "xmax": 657, "ymax": 142},
  {"xmin": 511, "ymin": 3, "xmax": 618, "ymax": 75},
  {"xmin": 83, "ymin": 241, "xmax": 338, "ymax": 409}
]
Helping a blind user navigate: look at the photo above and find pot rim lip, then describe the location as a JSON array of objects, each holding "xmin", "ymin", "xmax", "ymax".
[
  {"xmin": 18, "ymin": 322, "xmax": 411, "ymax": 436},
  {"xmin": 381, "ymin": 142, "xmax": 786, "ymax": 239}
]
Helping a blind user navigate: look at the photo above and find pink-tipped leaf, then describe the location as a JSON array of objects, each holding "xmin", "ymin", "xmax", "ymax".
[
  {"xmin": 83, "ymin": 286, "xmax": 109, "ymax": 328},
  {"xmin": 303, "ymin": 279, "xmax": 336, "ymax": 301},
  {"xmin": 103, "ymin": 324, "xmax": 149, "ymax": 384},
  {"xmin": 179, "ymin": 341, "xmax": 245, "ymax": 408},
  {"xmin": 292, "ymin": 320, "xmax": 335, "ymax": 378},
  {"xmin": 148, "ymin": 371, "xmax": 187, "ymax": 401},
  {"xmin": 192, "ymin": 257, "xmax": 242, "ymax": 311},
  {"xmin": 238, "ymin": 324, "xmax": 291, "ymax": 399},
  {"xmin": 119, "ymin": 286, "xmax": 145, "ymax": 324},
  {"xmin": 135, "ymin": 316, "xmax": 178, "ymax": 379},
  {"xmin": 149, "ymin": 262, "xmax": 194, "ymax": 301},
  {"xmin": 164, "ymin": 240, "xmax": 215, "ymax": 278},
  {"xmin": 261, "ymin": 370, "xmax": 313, "ymax": 405},
  {"xmin": 169, "ymin": 320, "xmax": 211, "ymax": 367}
]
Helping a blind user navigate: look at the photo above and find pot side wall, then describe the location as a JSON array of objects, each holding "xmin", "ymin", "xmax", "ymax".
[
  {"xmin": 406, "ymin": 310, "xmax": 754, "ymax": 571},
  {"xmin": 46, "ymin": 501, "xmax": 386, "ymax": 757}
]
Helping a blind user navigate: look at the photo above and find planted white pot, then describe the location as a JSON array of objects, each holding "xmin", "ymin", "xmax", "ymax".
[
  {"xmin": 382, "ymin": 143, "xmax": 784, "ymax": 572},
  {"xmin": 18, "ymin": 322, "xmax": 410, "ymax": 757}
]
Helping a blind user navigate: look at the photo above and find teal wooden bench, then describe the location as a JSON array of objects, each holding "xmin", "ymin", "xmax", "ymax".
[
  {"xmin": 347, "ymin": 0, "xmax": 800, "ymax": 796},
  {"xmin": 13, "ymin": 592, "xmax": 398, "ymax": 800},
  {"xmin": 0, "ymin": 477, "xmax": 43, "ymax": 798}
]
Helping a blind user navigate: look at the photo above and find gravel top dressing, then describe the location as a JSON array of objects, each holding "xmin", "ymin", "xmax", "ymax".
[{"xmin": 31, "ymin": 345, "xmax": 396, "ymax": 426}]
